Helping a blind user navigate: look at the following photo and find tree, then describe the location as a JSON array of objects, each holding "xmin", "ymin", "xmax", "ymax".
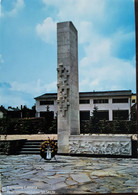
[{"xmin": 89, "ymin": 107, "xmax": 101, "ymax": 133}]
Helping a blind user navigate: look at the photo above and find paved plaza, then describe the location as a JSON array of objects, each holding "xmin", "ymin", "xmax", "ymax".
[{"xmin": 0, "ymin": 155, "xmax": 138, "ymax": 194}]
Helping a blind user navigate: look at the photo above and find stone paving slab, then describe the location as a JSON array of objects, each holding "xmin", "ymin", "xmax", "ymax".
[{"xmin": 0, "ymin": 155, "xmax": 138, "ymax": 194}]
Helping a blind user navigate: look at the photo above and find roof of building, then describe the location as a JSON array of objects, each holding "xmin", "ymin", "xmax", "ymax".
[
  {"xmin": 34, "ymin": 90, "xmax": 132, "ymax": 100},
  {"xmin": 35, "ymin": 93, "xmax": 57, "ymax": 100}
]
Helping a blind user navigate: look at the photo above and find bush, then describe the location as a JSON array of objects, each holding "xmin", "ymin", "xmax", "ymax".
[
  {"xmin": 48, "ymin": 117, "xmax": 57, "ymax": 134},
  {"xmin": 80, "ymin": 107, "xmax": 136, "ymax": 134},
  {"xmin": 0, "ymin": 108, "xmax": 136, "ymax": 135},
  {"xmin": 0, "ymin": 117, "xmax": 46, "ymax": 134},
  {"xmin": 80, "ymin": 119, "xmax": 136, "ymax": 134}
]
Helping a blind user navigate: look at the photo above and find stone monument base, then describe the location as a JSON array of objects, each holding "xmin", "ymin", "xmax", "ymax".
[{"xmin": 69, "ymin": 135, "xmax": 132, "ymax": 156}]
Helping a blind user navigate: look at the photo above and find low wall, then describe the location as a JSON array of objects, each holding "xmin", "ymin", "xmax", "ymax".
[
  {"xmin": 0, "ymin": 134, "xmax": 57, "ymax": 141},
  {"xmin": 0, "ymin": 134, "xmax": 137, "ymax": 140},
  {"xmin": 0, "ymin": 140, "xmax": 26, "ymax": 155},
  {"xmin": 0, "ymin": 134, "xmax": 136, "ymax": 156},
  {"xmin": 69, "ymin": 135, "xmax": 132, "ymax": 156}
]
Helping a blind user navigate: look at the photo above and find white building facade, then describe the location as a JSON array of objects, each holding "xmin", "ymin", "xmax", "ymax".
[{"xmin": 35, "ymin": 90, "xmax": 132, "ymax": 121}]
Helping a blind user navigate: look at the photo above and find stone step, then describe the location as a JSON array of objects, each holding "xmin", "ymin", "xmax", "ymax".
[
  {"xmin": 18, "ymin": 140, "xmax": 57, "ymax": 155},
  {"xmin": 21, "ymin": 148, "xmax": 40, "ymax": 151},
  {"xmin": 19, "ymin": 151, "xmax": 40, "ymax": 154},
  {"xmin": 18, "ymin": 140, "xmax": 45, "ymax": 155},
  {"xmin": 22, "ymin": 145, "xmax": 41, "ymax": 148},
  {"xmin": 24, "ymin": 142, "xmax": 43, "ymax": 145}
]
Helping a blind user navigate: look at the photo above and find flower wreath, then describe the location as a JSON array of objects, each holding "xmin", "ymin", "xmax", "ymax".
[{"xmin": 40, "ymin": 137, "xmax": 58, "ymax": 160}]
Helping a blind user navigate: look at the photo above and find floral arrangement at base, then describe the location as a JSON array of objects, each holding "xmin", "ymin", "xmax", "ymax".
[{"xmin": 40, "ymin": 137, "xmax": 57, "ymax": 160}]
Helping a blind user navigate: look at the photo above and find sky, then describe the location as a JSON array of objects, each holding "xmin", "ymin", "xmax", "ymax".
[{"xmin": 0, "ymin": 0, "xmax": 136, "ymax": 108}]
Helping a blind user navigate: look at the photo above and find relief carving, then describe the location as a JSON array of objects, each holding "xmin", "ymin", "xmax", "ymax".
[
  {"xmin": 69, "ymin": 140, "xmax": 131, "ymax": 155},
  {"xmin": 57, "ymin": 63, "xmax": 70, "ymax": 117}
]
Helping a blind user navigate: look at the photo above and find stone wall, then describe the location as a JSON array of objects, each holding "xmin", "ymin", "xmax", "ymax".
[
  {"xmin": 0, "ymin": 134, "xmax": 58, "ymax": 141},
  {"xmin": 69, "ymin": 135, "xmax": 132, "ymax": 156}
]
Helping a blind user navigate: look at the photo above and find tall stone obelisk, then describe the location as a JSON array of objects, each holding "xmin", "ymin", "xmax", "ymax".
[{"xmin": 57, "ymin": 21, "xmax": 80, "ymax": 153}]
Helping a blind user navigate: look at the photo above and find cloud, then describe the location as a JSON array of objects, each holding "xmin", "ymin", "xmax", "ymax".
[
  {"xmin": 85, "ymin": 38, "xmax": 111, "ymax": 63},
  {"xmin": 79, "ymin": 40, "xmax": 136, "ymax": 92},
  {"xmin": 0, "ymin": 83, "xmax": 29, "ymax": 108},
  {"xmin": 78, "ymin": 19, "xmax": 136, "ymax": 92},
  {"xmin": 0, "ymin": 79, "xmax": 57, "ymax": 108},
  {"xmin": 10, "ymin": 79, "xmax": 57, "ymax": 96},
  {"xmin": 41, "ymin": 0, "xmax": 106, "ymax": 44},
  {"xmin": 0, "ymin": 54, "xmax": 4, "ymax": 70},
  {"xmin": 111, "ymin": 30, "xmax": 135, "ymax": 59},
  {"xmin": 9, "ymin": 0, "xmax": 24, "ymax": 16},
  {"xmin": 36, "ymin": 17, "xmax": 57, "ymax": 44},
  {"xmin": 0, "ymin": 82, "xmax": 11, "ymax": 88},
  {"xmin": 40, "ymin": 0, "xmax": 135, "ymax": 92},
  {"xmin": 78, "ymin": 21, "xmax": 93, "ymax": 44},
  {"xmin": 0, "ymin": 0, "xmax": 2, "ymax": 17},
  {"xmin": 1, "ymin": 0, "xmax": 25, "ymax": 17},
  {"xmin": 42, "ymin": 0, "xmax": 105, "ymax": 21},
  {"xmin": 0, "ymin": 0, "xmax": 135, "ymax": 108},
  {"xmin": 41, "ymin": 0, "xmax": 135, "ymax": 45},
  {"xmin": 80, "ymin": 58, "xmax": 135, "ymax": 92},
  {"xmin": 0, "ymin": 94, "xmax": 28, "ymax": 108},
  {"xmin": 0, "ymin": 54, "xmax": 4, "ymax": 64}
]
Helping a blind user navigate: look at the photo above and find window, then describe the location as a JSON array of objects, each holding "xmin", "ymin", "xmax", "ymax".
[
  {"xmin": 40, "ymin": 100, "xmax": 54, "ymax": 105},
  {"xmin": 113, "ymin": 110, "xmax": 129, "ymax": 120},
  {"xmin": 79, "ymin": 99, "xmax": 90, "ymax": 104},
  {"xmin": 112, "ymin": 98, "xmax": 128, "ymax": 103},
  {"xmin": 97, "ymin": 110, "xmax": 109, "ymax": 120},
  {"xmin": 132, "ymin": 99, "xmax": 136, "ymax": 103},
  {"xmin": 93, "ymin": 99, "xmax": 108, "ymax": 104},
  {"xmin": 80, "ymin": 111, "xmax": 90, "ymax": 121}
]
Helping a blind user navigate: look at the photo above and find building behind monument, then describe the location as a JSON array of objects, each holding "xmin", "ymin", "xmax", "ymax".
[{"xmin": 35, "ymin": 90, "xmax": 135, "ymax": 122}]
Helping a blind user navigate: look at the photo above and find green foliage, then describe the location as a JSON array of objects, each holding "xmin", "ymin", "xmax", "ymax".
[
  {"xmin": 0, "ymin": 142, "xmax": 10, "ymax": 154},
  {"xmin": 0, "ymin": 117, "xmax": 11, "ymax": 134},
  {"xmin": 80, "ymin": 106, "xmax": 136, "ymax": 134},
  {"xmin": 0, "ymin": 103, "xmax": 136, "ymax": 135},
  {"xmin": 43, "ymin": 112, "xmax": 54, "ymax": 133},
  {"xmin": 0, "ymin": 115, "xmax": 58, "ymax": 135},
  {"xmin": 89, "ymin": 107, "xmax": 101, "ymax": 133},
  {"xmin": 0, "ymin": 117, "xmax": 45, "ymax": 134},
  {"xmin": 80, "ymin": 121, "xmax": 89, "ymax": 134},
  {"xmin": 48, "ymin": 117, "xmax": 57, "ymax": 134}
]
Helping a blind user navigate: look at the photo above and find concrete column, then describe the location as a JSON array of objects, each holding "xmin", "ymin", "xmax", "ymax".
[
  {"xmin": 109, "ymin": 110, "xmax": 113, "ymax": 121},
  {"xmin": 109, "ymin": 98, "xmax": 113, "ymax": 121},
  {"xmin": 57, "ymin": 21, "xmax": 80, "ymax": 153}
]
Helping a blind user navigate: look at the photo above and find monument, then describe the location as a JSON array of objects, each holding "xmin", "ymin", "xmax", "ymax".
[
  {"xmin": 57, "ymin": 21, "xmax": 132, "ymax": 156},
  {"xmin": 57, "ymin": 21, "xmax": 80, "ymax": 153}
]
